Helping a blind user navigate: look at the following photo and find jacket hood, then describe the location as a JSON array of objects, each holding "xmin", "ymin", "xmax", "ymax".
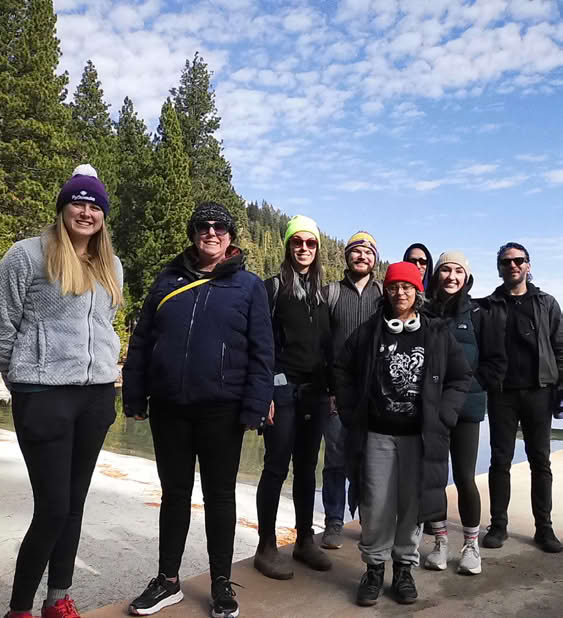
[
  {"xmin": 166, "ymin": 244, "xmax": 246, "ymax": 279},
  {"xmin": 403, "ymin": 243, "xmax": 434, "ymax": 291}
]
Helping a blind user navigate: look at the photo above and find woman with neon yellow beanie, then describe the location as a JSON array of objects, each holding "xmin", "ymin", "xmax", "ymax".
[{"xmin": 254, "ymin": 215, "xmax": 333, "ymax": 579}]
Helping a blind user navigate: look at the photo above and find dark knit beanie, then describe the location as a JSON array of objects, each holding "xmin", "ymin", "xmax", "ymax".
[
  {"xmin": 56, "ymin": 164, "xmax": 109, "ymax": 216},
  {"xmin": 188, "ymin": 201, "xmax": 236, "ymax": 241}
]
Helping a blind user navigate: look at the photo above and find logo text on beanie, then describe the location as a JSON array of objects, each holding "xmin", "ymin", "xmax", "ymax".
[{"xmin": 72, "ymin": 193, "xmax": 96, "ymax": 202}]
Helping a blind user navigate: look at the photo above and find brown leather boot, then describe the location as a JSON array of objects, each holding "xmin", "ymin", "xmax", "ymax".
[{"xmin": 293, "ymin": 533, "xmax": 332, "ymax": 571}]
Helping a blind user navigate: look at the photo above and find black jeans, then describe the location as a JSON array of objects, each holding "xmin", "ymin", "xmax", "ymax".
[
  {"xmin": 487, "ymin": 387, "xmax": 553, "ymax": 530},
  {"xmin": 256, "ymin": 383, "xmax": 326, "ymax": 539},
  {"xmin": 149, "ymin": 401, "xmax": 244, "ymax": 581},
  {"xmin": 10, "ymin": 385, "xmax": 115, "ymax": 612}
]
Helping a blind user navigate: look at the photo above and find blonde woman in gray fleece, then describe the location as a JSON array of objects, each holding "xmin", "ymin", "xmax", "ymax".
[{"xmin": 0, "ymin": 164, "xmax": 122, "ymax": 618}]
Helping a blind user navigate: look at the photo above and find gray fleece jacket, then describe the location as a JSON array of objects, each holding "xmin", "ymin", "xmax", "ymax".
[{"xmin": 0, "ymin": 236, "xmax": 123, "ymax": 386}]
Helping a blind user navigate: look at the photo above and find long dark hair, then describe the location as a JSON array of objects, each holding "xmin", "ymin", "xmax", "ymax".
[{"xmin": 279, "ymin": 244, "xmax": 324, "ymax": 305}]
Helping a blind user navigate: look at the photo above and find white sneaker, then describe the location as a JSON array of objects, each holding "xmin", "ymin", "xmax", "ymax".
[
  {"xmin": 458, "ymin": 540, "xmax": 482, "ymax": 575},
  {"xmin": 424, "ymin": 536, "xmax": 448, "ymax": 570}
]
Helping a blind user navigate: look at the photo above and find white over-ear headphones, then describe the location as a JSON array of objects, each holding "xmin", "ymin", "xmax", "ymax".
[{"xmin": 384, "ymin": 313, "xmax": 421, "ymax": 334}]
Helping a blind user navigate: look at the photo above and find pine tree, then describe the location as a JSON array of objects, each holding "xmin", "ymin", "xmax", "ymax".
[
  {"xmin": 0, "ymin": 0, "xmax": 74, "ymax": 254},
  {"xmin": 70, "ymin": 60, "xmax": 118, "ymax": 205},
  {"xmin": 171, "ymin": 53, "xmax": 246, "ymax": 225},
  {"xmin": 127, "ymin": 100, "xmax": 194, "ymax": 307},
  {"xmin": 112, "ymin": 97, "xmax": 152, "ymax": 278}
]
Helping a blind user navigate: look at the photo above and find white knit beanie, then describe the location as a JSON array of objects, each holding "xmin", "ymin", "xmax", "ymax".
[{"xmin": 434, "ymin": 250, "xmax": 471, "ymax": 280}]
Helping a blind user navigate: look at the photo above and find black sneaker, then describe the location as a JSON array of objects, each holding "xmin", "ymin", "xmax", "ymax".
[
  {"xmin": 321, "ymin": 520, "xmax": 344, "ymax": 549},
  {"xmin": 391, "ymin": 562, "xmax": 418, "ymax": 605},
  {"xmin": 210, "ymin": 576, "xmax": 241, "ymax": 618},
  {"xmin": 129, "ymin": 574, "xmax": 184, "ymax": 615},
  {"xmin": 534, "ymin": 527, "xmax": 563, "ymax": 553},
  {"xmin": 356, "ymin": 563, "xmax": 384, "ymax": 607},
  {"xmin": 482, "ymin": 525, "xmax": 508, "ymax": 548}
]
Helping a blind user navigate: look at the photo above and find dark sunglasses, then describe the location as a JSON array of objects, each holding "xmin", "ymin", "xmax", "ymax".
[
  {"xmin": 500, "ymin": 257, "xmax": 528, "ymax": 267},
  {"xmin": 195, "ymin": 221, "xmax": 229, "ymax": 236},
  {"xmin": 290, "ymin": 237, "xmax": 318, "ymax": 250},
  {"xmin": 408, "ymin": 257, "xmax": 427, "ymax": 266}
]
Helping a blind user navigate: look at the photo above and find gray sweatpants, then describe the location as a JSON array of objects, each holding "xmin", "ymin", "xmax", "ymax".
[{"xmin": 359, "ymin": 432, "xmax": 423, "ymax": 566}]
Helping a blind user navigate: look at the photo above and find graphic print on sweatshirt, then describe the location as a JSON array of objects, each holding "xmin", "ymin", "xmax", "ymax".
[{"xmin": 376, "ymin": 331, "xmax": 425, "ymax": 418}]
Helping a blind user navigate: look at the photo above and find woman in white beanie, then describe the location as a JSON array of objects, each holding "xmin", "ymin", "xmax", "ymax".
[{"xmin": 424, "ymin": 251, "xmax": 486, "ymax": 576}]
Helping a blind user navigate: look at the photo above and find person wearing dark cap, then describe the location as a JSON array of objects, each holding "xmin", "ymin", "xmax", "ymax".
[
  {"xmin": 320, "ymin": 231, "xmax": 382, "ymax": 551},
  {"xmin": 478, "ymin": 242, "xmax": 563, "ymax": 553},
  {"xmin": 123, "ymin": 201, "xmax": 274, "ymax": 617},
  {"xmin": 334, "ymin": 262, "xmax": 471, "ymax": 607},
  {"xmin": 424, "ymin": 251, "xmax": 486, "ymax": 575},
  {"xmin": 403, "ymin": 243, "xmax": 433, "ymax": 291},
  {"xmin": 1, "ymin": 164, "xmax": 122, "ymax": 618}
]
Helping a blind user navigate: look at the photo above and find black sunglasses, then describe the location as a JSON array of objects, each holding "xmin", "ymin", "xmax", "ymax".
[
  {"xmin": 408, "ymin": 257, "xmax": 427, "ymax": 266},
  {"xmin": 195, "ymin": 221, "xmax": 229, "ymax": 236},
  {"xmin": 499, "ymin": 257, "xmax": 528, "ymax": 267}
]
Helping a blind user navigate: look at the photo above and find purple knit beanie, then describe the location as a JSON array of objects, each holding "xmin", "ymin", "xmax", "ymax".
[{"xmin": 56, "ymin": 164, "xmax": 110, "ymax": 216}]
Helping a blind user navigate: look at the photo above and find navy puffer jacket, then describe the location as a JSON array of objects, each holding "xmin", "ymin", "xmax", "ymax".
[{"xmin": 123, "ymin": 246, "xmax": 274, "ymax": 427}]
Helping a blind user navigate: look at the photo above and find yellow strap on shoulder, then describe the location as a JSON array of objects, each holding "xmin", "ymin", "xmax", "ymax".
[{"xmin": 157, "ymin": 278, "xmax": 212, "ymax": 311}]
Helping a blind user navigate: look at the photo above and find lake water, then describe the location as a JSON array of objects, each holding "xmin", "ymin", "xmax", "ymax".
[{"xmin": 1, "ymin": 394, "xmax": 562, "ymax": 513}]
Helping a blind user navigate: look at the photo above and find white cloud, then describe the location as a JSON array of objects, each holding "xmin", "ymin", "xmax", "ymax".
[
  {"xmin": 414, "ymin": 180, "xmax": 445, "ymax": 191},
  {"xmin": 516, "ymin": 153, "xmax": 548, "ymax": 162},
  {"xmin": 457, "ymin": 164, "xmax": 499, "ymax": 175},
  {"xmin": 544, "ymin": 169, "xmax": 563, "ymax": 184},
  {"xmin": 478, "ymin": 175, "xmax": 528, "ymax": 190}
]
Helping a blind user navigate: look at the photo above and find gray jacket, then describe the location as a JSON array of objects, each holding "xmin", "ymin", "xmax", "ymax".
[{"xmin": 0, "ymin": 236, "xmax": 123, "ymax": 386}]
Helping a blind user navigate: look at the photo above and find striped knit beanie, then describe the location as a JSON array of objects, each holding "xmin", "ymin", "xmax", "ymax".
[{"xmin": 345, "ymin": 231, "xmax": 377, "ymax": 257}]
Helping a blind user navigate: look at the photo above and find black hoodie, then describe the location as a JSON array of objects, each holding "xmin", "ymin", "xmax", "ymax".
[{"xmin": 403, "ymin": 243, "xmax": 434, "ymax": 291}]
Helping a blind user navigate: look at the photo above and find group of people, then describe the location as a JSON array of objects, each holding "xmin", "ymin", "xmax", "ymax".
[{"xmin": 1, "ymin": 165, "xmax": 562, "ymax": 618}]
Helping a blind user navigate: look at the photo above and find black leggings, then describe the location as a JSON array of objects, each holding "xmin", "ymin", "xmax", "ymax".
[
  {"xmin": 10, "ymin": 385, "xmax": 115, "ymax": 612},
  {"xmin": 449, "ymin": 421, "xmax": 481, "ymax": 528}
]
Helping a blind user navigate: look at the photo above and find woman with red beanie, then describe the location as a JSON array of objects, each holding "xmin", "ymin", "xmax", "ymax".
[{"xmin": 334, "ymin": 262, "xmax": 471, "ymax": 608}]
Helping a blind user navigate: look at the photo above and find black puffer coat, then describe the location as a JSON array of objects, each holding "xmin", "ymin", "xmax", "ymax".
[{"xmin": 334, "ymin": 303, "xmax": 472, "ymax": 522}]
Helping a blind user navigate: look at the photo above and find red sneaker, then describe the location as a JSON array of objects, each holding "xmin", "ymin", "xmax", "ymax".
[
  {"xmin": 40, "ymin": 597, "xmax": 80, "ymax": 618},
  {"xmin": 4, "ymin": 611, "xmax": 37, "ymax": 618}
]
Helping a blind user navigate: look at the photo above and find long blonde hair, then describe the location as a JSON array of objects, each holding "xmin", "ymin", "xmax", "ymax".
[{"xmin": 44, "ymin": 213, "xmax": 122, "ymax": 306}]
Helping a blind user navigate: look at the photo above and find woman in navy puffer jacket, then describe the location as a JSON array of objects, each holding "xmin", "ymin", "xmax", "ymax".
[{"xmin": 123, "ymin": 202, "xmax": 274, "ymax": 618}]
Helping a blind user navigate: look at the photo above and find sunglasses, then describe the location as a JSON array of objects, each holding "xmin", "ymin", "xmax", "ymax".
[
  {"xmin": 387, "ymin": 283, "xmax": 416, "ymax": 295},
  {"xmin": 499, "ymin": 257, "xmax": 528, "ymax": 267},
  {"xmin": 290, "ymin": 237, "xmax": 318, "ymax": 250},
  {"xmin": 195, "ymin": 221, "xmax": 229, "ymax": 236},
  {"xmin": 408, "ymin": 257, "xmax": 427, "ymax": 266}
]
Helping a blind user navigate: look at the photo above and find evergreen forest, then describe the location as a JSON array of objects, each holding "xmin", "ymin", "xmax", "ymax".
[{"xmin": 0, "ymin": 1, "xmax": 388, "ymax": 351}]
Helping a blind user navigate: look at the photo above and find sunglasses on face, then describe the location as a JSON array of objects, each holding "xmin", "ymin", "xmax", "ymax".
[
  {"xmin": 195, "ymin": 221, "xmax": 229, "ymax": 236},
  {"xmin": 499, "ymin": 257, "xmax": 528, "ymax": 267},
  {"xmin": 387, "ymin": 283, "xmax": 416, "ymax": 295},
  {"xmin": 408, "ymin": 257, "xmax": 427, "ymax": 266},
  {"xmin": 290, "ymin": 237, "xmax": 318, "ymax": 250}
]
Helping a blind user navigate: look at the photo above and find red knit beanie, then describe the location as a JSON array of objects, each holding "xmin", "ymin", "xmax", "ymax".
[{"xmin": 384, "ymin": 261, "xmax": 424, "ymax": 292}]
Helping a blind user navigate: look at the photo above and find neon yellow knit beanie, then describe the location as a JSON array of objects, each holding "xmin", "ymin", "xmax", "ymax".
[{"xmin": 283, "ymin": 215, "xmax": 321, "ymax": 248}]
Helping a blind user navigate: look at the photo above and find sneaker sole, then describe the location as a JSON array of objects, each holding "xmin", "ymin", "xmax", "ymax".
[
  {"xmin": 424, "ymin": 560, "xmax": 447, "ymax": 571},
  {"xmin": 458, "ymin": 564, "xmax": 482, "ymax": 575},
  {"xmin": 321, "ymin": 542, "xmax": 343, "ymax": 549},
  {"xmin": 129, "ymin": 591, "xmax": 184, "ymax": 616},
  {"xmin": 481, "ymin": 539, "xmax": 506, "ymax": 549},
  {"xmin": 356, "ymin": 597, "xmax": 378, "ymax": 607},
  {"xmin": 394, "ymin": 595, "xmax": 418, "ymax": 605},
  {"xmin": 209, "ymin": 600, "xmax": 240, "ymax": 618}
]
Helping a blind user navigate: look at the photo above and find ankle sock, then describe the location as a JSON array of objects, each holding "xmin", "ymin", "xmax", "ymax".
[
  {"xmin": 431, "ymin": 520, "xmax": 448, "ymax": 540},
  {"xmin": 463, "ymin": 525, "xmax": 480, "ymax": 544},
  {"xmin": 45, "ymin": 587, "xmax": 69, "ymax": 607}
]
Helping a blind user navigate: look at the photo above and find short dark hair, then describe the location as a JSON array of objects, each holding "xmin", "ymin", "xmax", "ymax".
[{"xmin": 497, "ymin": 242, "xmax": 532, "ymax": 281}]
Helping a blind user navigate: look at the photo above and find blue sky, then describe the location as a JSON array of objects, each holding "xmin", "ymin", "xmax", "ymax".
[{"xmin": 54, "ymin": 0, "xmax": 563, "ymax": 301}]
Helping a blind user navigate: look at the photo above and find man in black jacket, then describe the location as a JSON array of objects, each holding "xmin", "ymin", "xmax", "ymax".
[
  {"xmin": 321, "ymin": 231, "xmax": 382, "ymax": 550},
  {"xmin": 479, "ymin": 242, "xmax": 563, "ymax": 553}
]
